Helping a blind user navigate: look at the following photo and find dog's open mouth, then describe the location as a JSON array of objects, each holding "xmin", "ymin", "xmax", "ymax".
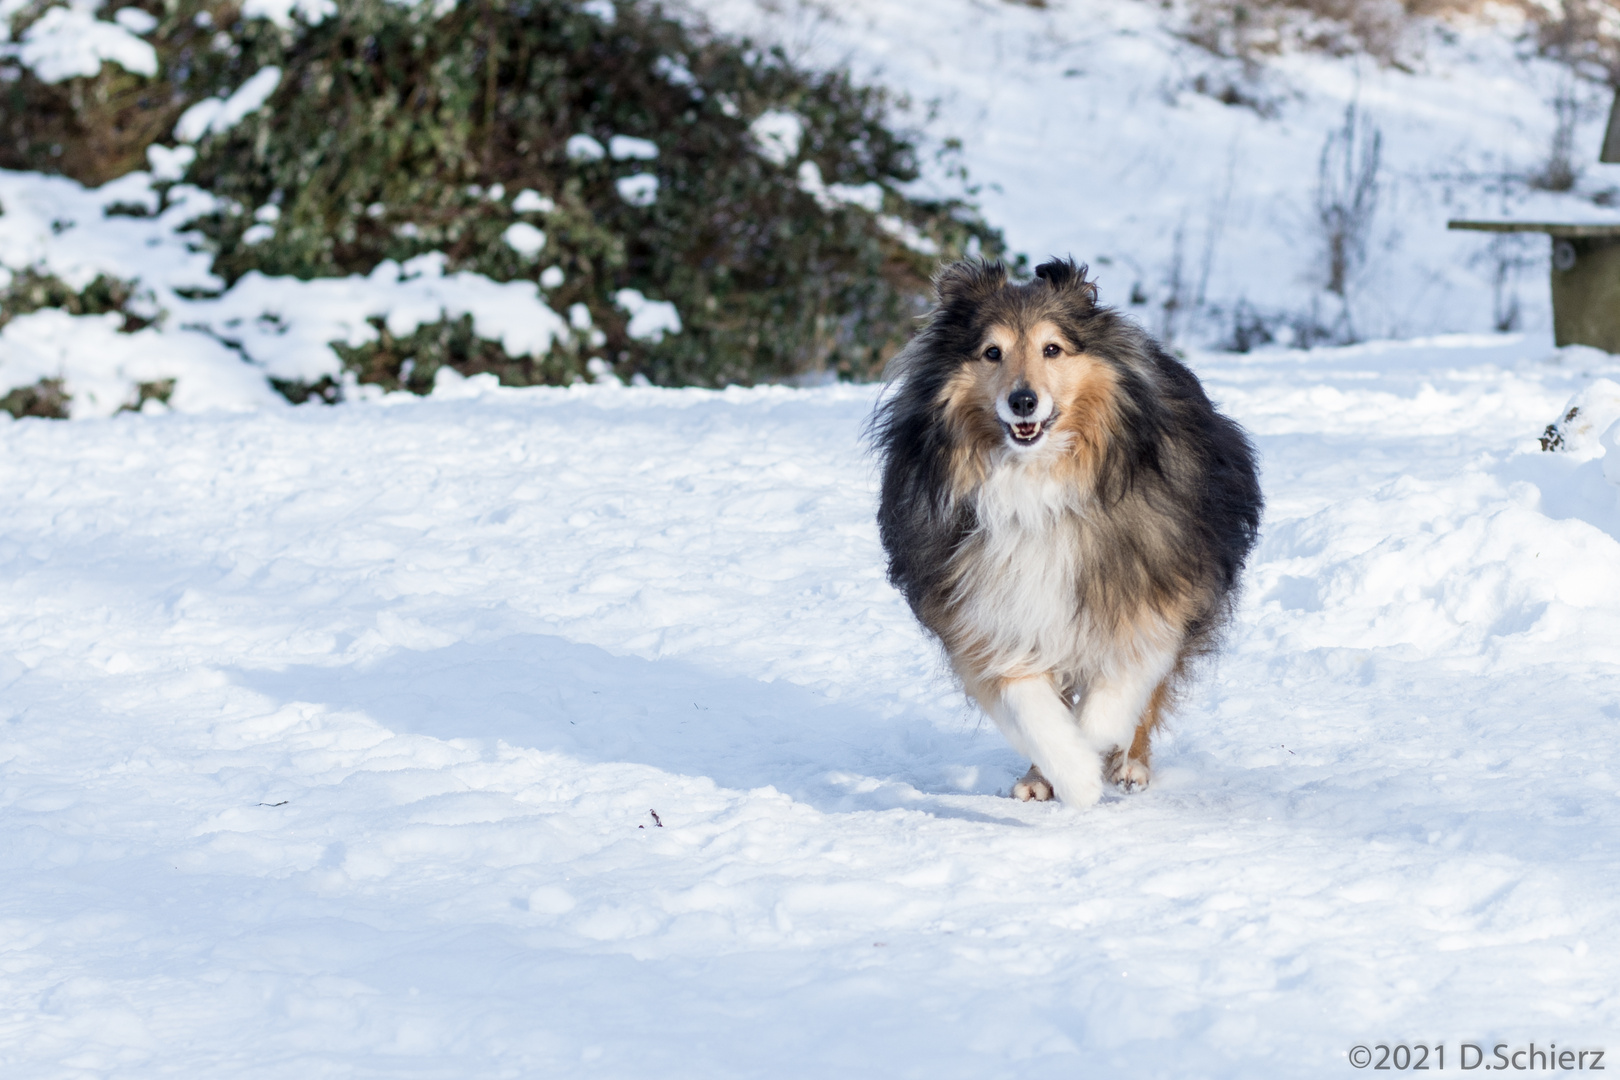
[{"xmin": 1004, "ymin": 419, "xmax": 1049, "ymax": 446}]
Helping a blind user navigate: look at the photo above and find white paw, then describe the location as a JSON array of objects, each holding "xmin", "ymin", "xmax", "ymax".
[
  {"xmin": 1013, "ymin": 764, "xmax": 1104, "ymax": 806},
  {"xmin": 1011, "ymin": 765, "xmax": 1053, "ymax": 802},
  {"xmin": 1105, "ymin": 749, "xmax": 1151, "ymax": 792},
  {"xmin": 1054, "ymin": 776, "xmax": 1104, "ymax": 807}
]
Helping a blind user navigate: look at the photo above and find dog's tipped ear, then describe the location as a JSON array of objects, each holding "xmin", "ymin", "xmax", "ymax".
[
  {"xmin": 933, "ymin": 259, "xmax": 1007, "ymax": 306},
  {"xmin": 1035, "ymin": 257, "xmax": 1100, "ymax": 306}
]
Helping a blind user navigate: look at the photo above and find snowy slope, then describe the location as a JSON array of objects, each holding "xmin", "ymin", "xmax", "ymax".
[
  {"xmin": 4, "ymin": 337, "xmax": 1620, "ymax": 1076},
  {"xmin": 686, "ymin": 0, "xmax": 1620, "ymax": 345}
]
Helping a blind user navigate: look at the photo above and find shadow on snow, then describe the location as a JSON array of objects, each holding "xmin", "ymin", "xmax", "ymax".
[{"xmin": 229, "ymin": 633, "xmax": 1032, "ymax": 824}]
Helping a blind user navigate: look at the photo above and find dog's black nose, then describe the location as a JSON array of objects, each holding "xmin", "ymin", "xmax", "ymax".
[{"xmin": 1008, "ymin": 388, "xmax": 1038, "ymax": 417}]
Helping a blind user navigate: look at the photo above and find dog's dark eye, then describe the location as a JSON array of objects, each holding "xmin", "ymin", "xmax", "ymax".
[
  {"xmin": 1043, "ymin": 343, "xmax": 1062, "ymax": 358},
  {"xmin": 984, "ymin": 346, "xmax": 1001, "ymax": 362}
]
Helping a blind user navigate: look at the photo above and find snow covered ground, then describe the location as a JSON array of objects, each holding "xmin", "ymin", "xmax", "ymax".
[{"xmin": 5, "ymin": 334, "xmax": 1620, "ymax": 1076}]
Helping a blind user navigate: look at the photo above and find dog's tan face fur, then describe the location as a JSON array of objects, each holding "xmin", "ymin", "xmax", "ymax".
[{"xmin": 937, "ymin": 315, "xmax": 1120, "ymax": 493}]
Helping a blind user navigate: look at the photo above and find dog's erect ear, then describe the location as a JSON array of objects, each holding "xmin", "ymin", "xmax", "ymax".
[
  {"xmin": 933, "ymin": 259, "xmax": 1007, "ymax": 306},
  {"xmin": 1035, "ymin": 257, "xmax": 1100, "ymax": 306}
]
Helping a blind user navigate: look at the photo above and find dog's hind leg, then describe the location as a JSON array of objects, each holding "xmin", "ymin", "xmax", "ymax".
[
  {"xmin": 1105, "ymin": 679, "xmax": 1171, "ymax": 792},
  {"xmin": 1078, "ymin": 649, "xmax": 1177, "ymax": 793},
  {"xmin": 985, "ymin": 676, "xmax": 1104, "ymax": 807},
  {"xmin": 1012, "ymin": 764, "xmax": 1054, "ymax": 802}
]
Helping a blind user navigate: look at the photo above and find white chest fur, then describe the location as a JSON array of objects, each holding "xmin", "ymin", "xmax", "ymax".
[{"xmin": 949, "ymin": 456, "xmax": 1092, "ymax": 679}]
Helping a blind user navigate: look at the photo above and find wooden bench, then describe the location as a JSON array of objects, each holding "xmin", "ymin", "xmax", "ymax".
[
  {"xmin": 1446, "ymin": 93, "xmax": 1620, "ymax": 353},
  {"xmin": 1447, "ymin": 220, "xmax": 1620, "ymax": 353}
]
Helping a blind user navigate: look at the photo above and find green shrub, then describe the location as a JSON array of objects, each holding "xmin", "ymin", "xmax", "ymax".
[
  {"xmin": 119, "ymin": 378, "xmax": 176, "ymax": 412},
  {"xmin": 185, "ymin": 0, "xmax": 1002, "ymax": 386},
  {"xmin": 0, "ymin": 1, "xmax": 284, "ymax": 184},
  {"xmin": 0, "ymin": 378, "xmax": 70, "ymax": 419},
  {"xmin": 0, "ymin": 269, "xmax": 149, "ymax": 331},
  {"xmin": 3, "ymin": 0, "xmax": 1005, "ymax": 390},
  {"xmin": 332, "ymin": 314, "xmax": 574, "ymax": 393}
]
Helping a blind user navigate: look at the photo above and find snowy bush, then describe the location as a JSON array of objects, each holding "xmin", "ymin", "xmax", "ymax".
[
  {"xmin": 0, "ymin": 0, "xmax": 1002, "ymax": 402},
  {"xmin": 0, "ymin": 268, "xmax": 147, "ymax": 332},
  {"xmin": 183, "ymin": 0, "xmax": 998, "ymax": 387},
  {"xmin": 0, "ymin": 376, "xmax": 69, "ymax": 418},
  {"xmin": 332, "ymin": 313, "xmax": 579, "ymax": 395},
  {"xmin": 0, "ymin": 0, "xmax": 285, "ymax": 185}
]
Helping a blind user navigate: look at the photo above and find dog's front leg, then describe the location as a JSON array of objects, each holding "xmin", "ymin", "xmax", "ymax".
[{"xmin": 988, "ymin": 676, "xmax": 1104, "ymax": 807}]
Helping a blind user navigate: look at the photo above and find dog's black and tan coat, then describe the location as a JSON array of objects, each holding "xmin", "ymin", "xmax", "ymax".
[{"xmin": 872, "ymin": 258, "xmax": 1262, "ymax": 805}]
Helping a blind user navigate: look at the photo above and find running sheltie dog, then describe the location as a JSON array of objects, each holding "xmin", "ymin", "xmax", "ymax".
[{"xmin": 873, "ymin": 258, "xmax": 1262, "ymax": 806}]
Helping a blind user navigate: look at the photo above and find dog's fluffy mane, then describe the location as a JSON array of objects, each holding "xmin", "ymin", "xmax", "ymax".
[{"xmin": 871, "ymin": 257, "xmax": 1262, "ymax": 693}]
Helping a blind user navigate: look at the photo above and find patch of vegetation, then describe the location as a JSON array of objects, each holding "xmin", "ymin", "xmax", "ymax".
[
  {"xmin": 1536, "ymin": 0, "xmax": 1620, "ymax": 84},
  {"xmin": 268, "ymin": 374, "xmax": 341, "ymax": 405},
  {"xmin": 184, "ymin": 0, "xmax": 1000, "ymax": 385},
  {"xmin": 0, "ymin": 0, "xmax": 284, "ymax": 185},
  {"xmin": 1181, "ymin": 0, "xmax": 1422, "ymax": 67},
  {"xmin": 4, "ymin": 0, "xmax": 1005, "ymax": 389},
  {"xmin": 331, "ymin": 315, "xmax": 578, "ymax": 393},
  {"xmin": 119, "ymin": 378, "xmax": 176, "ymax": 412},
  {"xmin": 0, "ymin": 269, "xmax": 149, "ymax": 330},
  {"xmin": 1222, "ymin": 300, "xmax": 1277, "ymax": 353},
  {"xmin": 0, "ymin": 378, "xmax": 70, "ymax": 419},
  {"xmin": 1183, "ymin": 0, "xmax": 1620, "ymax": 78}
]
